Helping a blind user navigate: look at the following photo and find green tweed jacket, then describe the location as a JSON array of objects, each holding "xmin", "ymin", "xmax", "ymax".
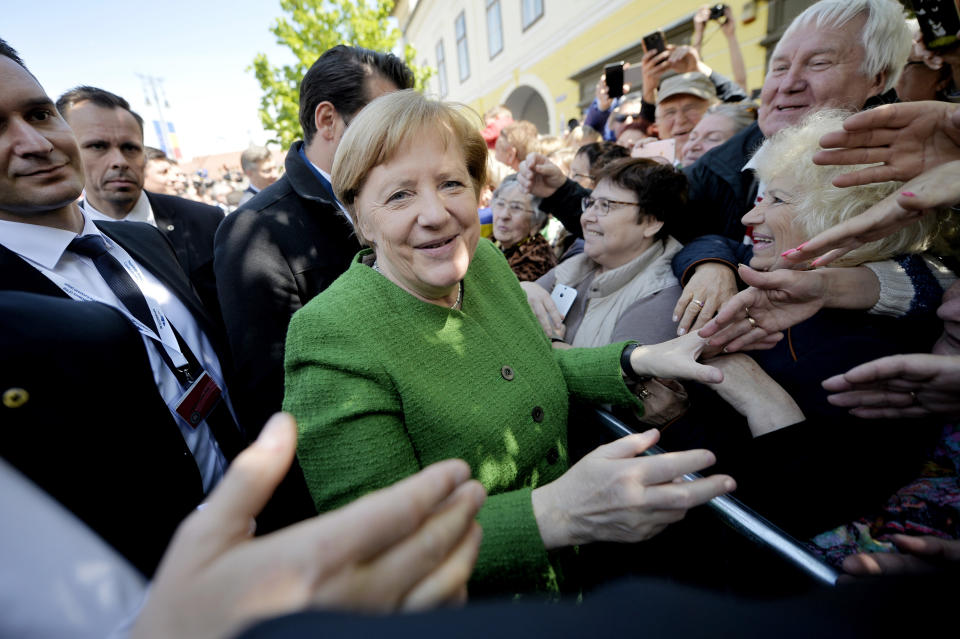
[{"xmin": 284, "ymin": 239, "xmax": 640, "ymax": 594}]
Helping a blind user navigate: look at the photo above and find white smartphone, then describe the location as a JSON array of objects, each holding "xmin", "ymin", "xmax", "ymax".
[
  {"xmin": 632, "ymin": 138, "xmax": 676, "ymax": 164},
  {"xmin": 551, "ymin": 283, "xmax": 578, "ymax": 317}
]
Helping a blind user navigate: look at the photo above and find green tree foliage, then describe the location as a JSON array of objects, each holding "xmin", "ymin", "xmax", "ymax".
[{"xmin": 251, "ymin": 0, "xmax": 432, "ymax": 148}]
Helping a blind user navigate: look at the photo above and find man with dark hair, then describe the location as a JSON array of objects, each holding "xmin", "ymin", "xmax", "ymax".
[
  {"xmin": 0, "ymin": 40, "xmax": 244, "ymax": 576},
  {"xmin": 56, "ymin": 86, "xmax": 225, "ymax": 323},
  {"xmin": 214, "ymin": 45, "xmax": 413, "ymax": 437},
  {"xmin": 143, "ymin": 146, "xmax": 182, "ymax": 196}
]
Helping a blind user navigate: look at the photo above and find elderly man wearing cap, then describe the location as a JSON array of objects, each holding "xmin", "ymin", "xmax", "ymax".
[{"xmin": 654, "ymin": 72, "xmax": 718, "ymax": 155}]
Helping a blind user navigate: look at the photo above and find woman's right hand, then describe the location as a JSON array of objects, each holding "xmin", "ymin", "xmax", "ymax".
[
  {"xmin": 629, "ymin": 330, "xmax": 723, "ymax": 384},
  {"xmin": 673, "ymin": 262, "xmax": 739, "ymax": 335},
  {"xmin": 520, "ymin": 281, "xmax": 565, "ymax": 339},
  {"xmin": 531, "ymin": 430, "xmax": 735, "ymax": 549}
]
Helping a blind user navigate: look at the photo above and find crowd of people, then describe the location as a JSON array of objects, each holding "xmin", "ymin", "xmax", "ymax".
[{"xmin": 2, "ymin": 0, "xmax": 960, "ymax": 637}]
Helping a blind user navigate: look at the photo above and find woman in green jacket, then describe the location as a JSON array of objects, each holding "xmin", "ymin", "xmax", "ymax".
[{"xmin": 283, "ymin": 90, "xmax": 734, "ymax": 596}]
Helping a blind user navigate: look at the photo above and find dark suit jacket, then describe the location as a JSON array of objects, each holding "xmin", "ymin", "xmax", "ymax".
[
  {"xmin": 214, "ymin": 142, "xmax": 361, "ymax": 434},
  {"xmin": 0, "ymin": 220, "xmax": 236, "ymax": 576},
  {"xmin": 145, "ymin": 190, "xmax": 225, "ymax": 329}
]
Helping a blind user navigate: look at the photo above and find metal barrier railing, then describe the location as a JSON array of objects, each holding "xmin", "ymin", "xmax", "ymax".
[{"xmin": 593, "ymin": 407, "xmax": 840, "ymax": 587}]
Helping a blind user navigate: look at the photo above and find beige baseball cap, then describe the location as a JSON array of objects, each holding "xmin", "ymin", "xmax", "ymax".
[{"xmin": 657, "ymin": 72, "xmax": 717, "ymax": 105}]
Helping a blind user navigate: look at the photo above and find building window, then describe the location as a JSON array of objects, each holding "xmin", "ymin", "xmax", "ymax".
[
  {"xmin": 486, "ymin": 0, "xmax": 503, "ymax": 59},
  {"xmin": 435, "ymin": 40, "xmax": 448, "ymax": 98},
  {"xmin": 455, "ymin": 11, "xmax": 470, "ymax": 82},
  {"xmin": 521, "ymin": 0, "xmax": 544, "ymax": 30}
]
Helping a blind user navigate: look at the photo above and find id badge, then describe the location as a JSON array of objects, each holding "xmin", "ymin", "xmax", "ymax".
[{"xmin": 175, "ymin": 371, "xmax": 222, "ymax": 428}]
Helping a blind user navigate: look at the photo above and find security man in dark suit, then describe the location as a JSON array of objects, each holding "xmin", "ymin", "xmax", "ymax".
[
  {"xmin": 214, "ymin": 45, "xmax": 414, "ymax": 437},
  {"xmin": 0, "ymin": 40, "xmax": 243, "ymax": 576},
  {"xmin": 55, "ymin": 86, "xmax": 225, "ymax": 326}
]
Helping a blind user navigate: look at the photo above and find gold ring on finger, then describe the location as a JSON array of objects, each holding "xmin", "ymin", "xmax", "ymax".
[
  {"xmin": 747, "ymin": 316, "xmax": 757, "ymax": 328},
  {"xmin": 692, "ymin": 299, "xmax": 704, "ymax": 308}
]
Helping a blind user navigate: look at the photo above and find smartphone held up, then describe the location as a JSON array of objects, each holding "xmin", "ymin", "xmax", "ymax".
[
  {"xmin": 914, "ymin": 0, "xmax": 960, "ymax": 50},
  {"xmin": 604, "ymin": 62, "xmax": 644, "ymax": 99}
]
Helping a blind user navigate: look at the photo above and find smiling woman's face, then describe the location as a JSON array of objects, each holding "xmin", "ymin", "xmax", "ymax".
[
  {"xmin": 355, "ymin": 132, "xmax": 480, "ymax": 307},
  {"xmin": 740, "ymin": 176, "xmax": 807, "ymax": 271}
]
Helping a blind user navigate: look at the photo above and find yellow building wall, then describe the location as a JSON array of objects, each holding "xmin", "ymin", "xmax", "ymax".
[{"xmin": 464, "ymin": 0, "xmax": 770, "ymax": 132}]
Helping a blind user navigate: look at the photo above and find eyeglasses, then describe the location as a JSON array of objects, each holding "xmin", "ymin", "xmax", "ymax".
[
  {"xmin": 570, "ymin": 171, "xmax": 594, "ymax": 183},
  {"xmin": 492, "ymin": 198, "xmax": 532, "ymax": 214},
  {"xmin": 581, "ymin": 196, "xmax": 639, "ymax": 216}
]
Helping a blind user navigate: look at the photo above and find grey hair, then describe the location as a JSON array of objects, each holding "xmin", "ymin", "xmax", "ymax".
[
  {"xmin": 705, "ymin": 101, "xmax": 757, "ymax": 132},
  {"xmin": 779, "ymin": 0, "xmax": 911, "ymax": 93},
  {"xmin": 240, "ymin": 145, "xmax": 271, "ymax": 172},
  {"xmin": 493, "ymin": 174, "xmax": 546, "ymax": 231}
]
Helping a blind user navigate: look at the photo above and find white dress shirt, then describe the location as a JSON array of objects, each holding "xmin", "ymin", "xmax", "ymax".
[
  {"xmin": 0, "ymin": 210, "xmax": 229, "ymax": 493},
  {"xmin": 83, "ymin": 190, "xmax": 156, "ymax": 228}
]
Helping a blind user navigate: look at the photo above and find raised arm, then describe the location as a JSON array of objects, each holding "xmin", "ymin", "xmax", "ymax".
[{"xmin": 812, "ymin": 101, "xmax": 960, "ymax": 187}]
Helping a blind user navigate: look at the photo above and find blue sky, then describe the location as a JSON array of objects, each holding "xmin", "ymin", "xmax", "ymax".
[{"xmin": 5, "ymin": 1, "xmax": 300, "ymax": 157}]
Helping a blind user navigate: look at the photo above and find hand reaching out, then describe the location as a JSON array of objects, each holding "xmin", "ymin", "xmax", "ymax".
[
  {"xmin": 131, "ymin": 413, "xmax": 485, "ymax": 639},
  {"xmin": 629, "ymin": 330, "xmax": 724, "ymax": 385},
  {"xmin": 822, "ymin": 353, "xmax": 960, "ymax": 420},
  {"xmin": 781, "ymin": 160, "xmax": 960, "ymax": 266},
  {"xmin": 532, "ymin": 430, "xmax": 734, "ymax": 549},
  {"xmin": 843, "ymin": 534, "xmax": 960, "ymax": 576},
  {"xmin": 813, "ymin": 101, "xmax": 960, "ymax": 187}
]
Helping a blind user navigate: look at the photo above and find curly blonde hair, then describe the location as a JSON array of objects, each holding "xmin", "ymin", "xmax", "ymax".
[{"xmin": 753, "ymin": 109, "xmax": 944, "ymax": 266}]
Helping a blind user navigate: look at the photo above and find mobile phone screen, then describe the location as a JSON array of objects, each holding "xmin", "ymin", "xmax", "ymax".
[{"xmin": 605, "ymin": 63, "xmax": 624, "ymax": 99}]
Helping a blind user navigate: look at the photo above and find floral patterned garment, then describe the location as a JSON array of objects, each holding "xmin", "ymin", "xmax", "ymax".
[{"xmin": 809, "ymin": 423, "xmax": 960, "ymax": 567}]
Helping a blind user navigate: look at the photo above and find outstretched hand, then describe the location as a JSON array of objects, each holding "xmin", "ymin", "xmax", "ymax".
[
  {"xmin": 781, "ymin": 160, "xmax": 960, "ymax": 266},
  {"xmin": 531, "ymin": 430, "xmax": 735, "ymax": 549},
  {"xmin": 698, "ymin": 264, "xmax": 827, "ymax": 352},
  {"xmin": 132, "ymin": 413, "xmax": 485, "ymax": 639},
  {"xmin": 843, "ymin": 534, "xmax": 960, "ymax": 576},
  {"xmin": 813, "ymin": 101, "xmax": 960, "ymax": 187},
  {"xmin": 629, "ymin": 330, "xmax": 724, "ymax": 384},
  {"xmin": 822, "ymin": 353, "xmax": 960, "ymax": 420}
]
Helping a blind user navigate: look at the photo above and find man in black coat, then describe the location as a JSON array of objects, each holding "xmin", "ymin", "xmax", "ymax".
[
  {"xmin": 214, "ymin": 45, "xmax": 414, "ymax": 436},
  {"xmin": 55, "ymin": 86, "xmax": 225, "ymax": 325},
  {"xmin": 0, "ymin": 44, "xmax": 243, "ymax": 576}
]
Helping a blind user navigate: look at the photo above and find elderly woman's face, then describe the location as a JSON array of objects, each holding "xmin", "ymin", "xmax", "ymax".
[
  {"xmin": 581, "ymin": 178, "xmax": 661, "ymax": 272},
  {"xmin": 740, "ymin": 176, "xmax": 806, "ymax": 271},
  {"xmin": 492, "ymin": 183, "xmax": 535, "ymax": 249},
  {"xmin": 355, "ymin": 133, "xmax": 480, "ymax": 305},
  {"xmin": 680, "ymin": 114, "xmax": 736, "ymax": 167}
]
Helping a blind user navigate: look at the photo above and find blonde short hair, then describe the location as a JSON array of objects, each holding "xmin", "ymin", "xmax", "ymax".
[
  {"xmin": 753, "ymin": 109, "xmax": 943, "ymax": 266},
  {"xmin": 500, "ymin": 120, "xmax": 539, "ymax": 160},
  {"xmin": 332, "ymin": 89, "xmax": 488, "ymax": 245}
]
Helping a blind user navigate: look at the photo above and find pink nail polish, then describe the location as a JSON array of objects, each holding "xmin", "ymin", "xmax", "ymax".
[
  {"xmin": 796, "ymin": 241, "xmax": 808, "ymax": 250},
  {"xmin": 901, "ymin": 191, "xmax": 915, "ymax": 197},
  {"xmin": 780, "ymin": 248, "xmax": 797, "ymax": 257},
  {"xmin": 811, "ymin": 257, "xmax": 824, "ymax": 267}
]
